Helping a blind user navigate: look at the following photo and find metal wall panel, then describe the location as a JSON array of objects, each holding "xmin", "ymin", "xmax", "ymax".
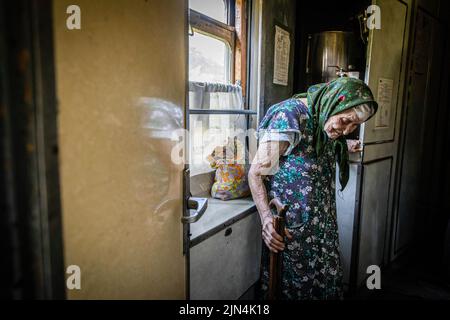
[
  {"xmin": 259, "ymin": 0, "xmax": 297, "ymax": 115},
  {"xmin": 394, "ymin": 9, "xmax": 437, "ymax": 254}
]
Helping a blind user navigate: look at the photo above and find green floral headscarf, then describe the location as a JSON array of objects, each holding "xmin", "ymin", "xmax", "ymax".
[{"xmin": 293, "ymin": 77, "xmax": 378, "ymax": 190}]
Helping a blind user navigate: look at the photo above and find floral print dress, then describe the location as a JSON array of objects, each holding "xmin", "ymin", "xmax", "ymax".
[{"xmin": 256, "ymin": 98, "xmax": 344, "ymax": 300}]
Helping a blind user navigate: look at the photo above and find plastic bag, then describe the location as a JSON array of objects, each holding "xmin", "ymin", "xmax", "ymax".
[{"xmin": 207, "ymin": 137, "xmax": 250, "ymax": 201}]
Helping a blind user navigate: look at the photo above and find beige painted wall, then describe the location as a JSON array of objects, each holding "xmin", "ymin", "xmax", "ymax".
[{"xmin": 53, "ymin": 0, "xmax": 187, "ymax": 299}]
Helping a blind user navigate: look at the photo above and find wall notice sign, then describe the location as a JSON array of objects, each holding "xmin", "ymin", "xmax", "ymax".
[
  {"xmin": 375, "ymin": 78, "xmax": 394, "ymax": 128},
  {"xmin": 273, "ymin": 25, "xmax": 290, "ymax": 86}
]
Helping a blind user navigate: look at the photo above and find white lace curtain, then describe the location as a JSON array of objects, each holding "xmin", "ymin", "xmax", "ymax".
[{"xmin": 189, "ymin": 81, "xmax": 244, "ymax": 110}]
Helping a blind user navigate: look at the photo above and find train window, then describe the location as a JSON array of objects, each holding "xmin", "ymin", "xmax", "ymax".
[
  {"xmin": 188, "ymin": 0, "xmax": 254, "ymax": 182},
  {"xmin": 189, "ymin": 1, "xmax": 234, "ymax": 85},
  {"xmin": 189, "ymin": 0, "xmax": 228, "ymax": 24},
  {"xmin": 188, "ymin": 0, "xmax": 247, "ymax": 90},
  {"xmin": 189, "ymin": 31, "xmax": 230, "ymax": 83}
]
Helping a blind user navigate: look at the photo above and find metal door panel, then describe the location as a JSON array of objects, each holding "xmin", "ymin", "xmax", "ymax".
[
  {"xmin": 363, "ymin": 142, "xmax": 396, "ymax": 163},
  {"xmin": 53, "ymin": 0, "xmax": 187, "ymax": 299},
  {"xmin": 363, "ymin": 0, "xmax": 409, "ymax": 143},
  {"xmin": 357, "ymin": 159, "xmax": 392, "ymax": 286}
]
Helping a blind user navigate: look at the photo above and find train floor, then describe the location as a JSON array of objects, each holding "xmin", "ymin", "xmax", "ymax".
[{"xmin": 350, "ymin": 253, "xmax": 450, "ymax": 300}]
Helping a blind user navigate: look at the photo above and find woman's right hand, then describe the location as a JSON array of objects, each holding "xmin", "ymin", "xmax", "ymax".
[
  {"xmin": 347, "ymin": 139, "xmax": 363, "ymax": 153},
  {"xmin": 261, "ymin": 217, "xmax": 293, "ymax": 253}
]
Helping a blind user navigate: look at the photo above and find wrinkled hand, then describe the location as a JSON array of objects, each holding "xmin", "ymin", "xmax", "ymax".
[
  {"xmin": 262, "ymin": 217, "xmax": 293, "ymax": 253},
  {"xmin": 347, "ymin": 139, "xmax": 363, "ymax": 153}
]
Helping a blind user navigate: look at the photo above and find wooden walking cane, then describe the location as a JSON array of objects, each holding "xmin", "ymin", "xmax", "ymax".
[{"xmin": 268, "ymin": 192, "xmax": 289, "ymax": 300}]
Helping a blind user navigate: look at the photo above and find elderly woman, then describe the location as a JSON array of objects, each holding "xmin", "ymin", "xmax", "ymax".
[{"xmin": 249, "ymin": 77, "xmax": 378, "ymax": 300}]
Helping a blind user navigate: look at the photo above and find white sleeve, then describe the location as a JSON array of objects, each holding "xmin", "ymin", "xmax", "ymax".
[{"xmin": 258, "ymin": 131, "xmax": 301, "ymax": 156}]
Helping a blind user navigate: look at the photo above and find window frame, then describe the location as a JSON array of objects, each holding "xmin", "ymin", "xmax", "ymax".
[
  {"xmin": 188, "ymin": 0, "xmax": 255, "ymax": 177},
  {"xmin": 188, "ymin": 0, "xmax": 248, "ymax": 103},
  {"xmin": 189, "ymin": 9, "xmax": 235, "ymax": 83}
]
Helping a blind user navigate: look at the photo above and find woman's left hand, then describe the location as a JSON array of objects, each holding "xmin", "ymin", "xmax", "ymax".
[{"xmin": 347, "ymin": 139, "xmax": 362, "ymax": 153}]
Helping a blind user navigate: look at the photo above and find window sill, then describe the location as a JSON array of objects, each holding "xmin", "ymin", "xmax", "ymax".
[{"xmin": 189, "ymin": 196, "xmax": 256, "ymax": 247}]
